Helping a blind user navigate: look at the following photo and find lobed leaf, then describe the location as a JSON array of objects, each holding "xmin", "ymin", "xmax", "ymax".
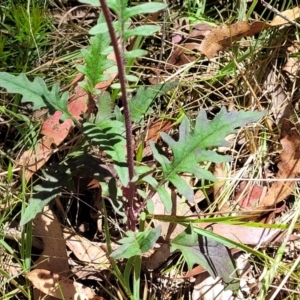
[
  {"xmin": 77, "ymin": 33, "xmax": 115, "ymax": 90},
  {"xmin": 111, "ymin": 227, "xmax": 161, "ymax": 259},
  {"xmin": 0, "ymin": 73, "xmax": 71, "ymax": 120},
  {"xmin": 83, "ymin": 120, "xmax": 128, "ymax": 186},
  {"xmin": 0, "ymin": 73, "xmax": 45, "ymax": 108},
  {"xmin": 171, "ymin": 224, "xmax": 239, "ymax": 291},
  {"xmin": 151, "ymin": 108, "xmax": 265, "ymax": 202}
]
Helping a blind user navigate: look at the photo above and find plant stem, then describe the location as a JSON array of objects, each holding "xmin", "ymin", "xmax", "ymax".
[{"xmin": 98, "ymin": 0, "xmax": 136, "ymax": 230}]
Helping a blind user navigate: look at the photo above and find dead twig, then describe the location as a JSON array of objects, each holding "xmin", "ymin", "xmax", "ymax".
[{"xmin": 261, "ymin": 0, "xmax": 300, "ymax": 29}]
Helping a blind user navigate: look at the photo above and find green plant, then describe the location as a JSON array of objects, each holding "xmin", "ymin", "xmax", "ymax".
[{"xmin": 0, "ymin": 0, "xmax": 267, "ymax": 298}]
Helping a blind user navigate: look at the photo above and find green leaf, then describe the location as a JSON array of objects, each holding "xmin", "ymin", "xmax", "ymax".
[
  {"xmin": 95, "ymin": 91, "xmax": 113, "ymax": 122},
  {"xmin": 129, "ymin": 82, "xmax": 178, "ymax": 123},
  {"xmin": 123, "ymin": 3, "xmax": 167, "ymax": 19},
  {"xmin": 89, "ymin": 22, "xmax": 109, "ymax": 35},
  {"xmin": 156, "ymin": 186, "xmax": 171, "ymax": 212},
  {"xmin": 83, "ymin": 120, "xmax": 128, "ymax": 186},
  {"xmin": 111, "ymin": 227, "xmax": 161, "ymax": 259},
  {"xmin": 152, "ymin": 108, "xmax": 266, "ymax": 201},
  {"xmin": 79, "ymin": 0, "xmax": 99, "ymax": 6},
  {"xmin": 138, "ymin": 226, "xmax": 161, "ymax": 253},
  {"xmin": 89, "ymin": 20, "xmax": 127, "ymax": 35},
  {"xmin": 77, "ymin": 33, "xmax": 115, "ymax": 89},
  {"xmin": 126, "ymin": 75, "xmax": 139, "ymax": 82},
  {"xmin": 0, "ymin": 73, "xmax": 44, "ymax": 108},
  {"xmin": 124, "ymin": 25, "xmax": 160, "ymax": 39},
  {"xmin": 136, "ymin": 166, "xmax": 172, "ymax": 213},
  {"xmin": 124, "ymin": 49, "xmax": 148, "ymax": 59},
  {"xmin": 106, "ymin": 0, "xmax": 124, "ymax": 12},
  {"xmin": 171, "ymin": 224, "xmax": 239, "ymax": 291},
  {"xmin": 111, "ymin": 231, "xmax": 141, "ymax": 259},
  {"xmin": 106, "ymin": 178, "xmax": 126, "ymax": 219},
  {"xmin": 0, "ymin": 73, "xmax": 72, "ymax": 121}
]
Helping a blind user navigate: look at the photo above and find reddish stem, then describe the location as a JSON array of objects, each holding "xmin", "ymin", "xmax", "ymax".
[{"xmin": 98, "ymin": 0, "xmax": 136, "ymax": 230}]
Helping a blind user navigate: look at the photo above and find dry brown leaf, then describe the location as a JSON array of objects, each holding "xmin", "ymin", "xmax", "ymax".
[
  {"xmin": 213, "ymin": 163, "xmax": 228, "ymax": 210},
  {"xmin": 167, "ymin": 7, "xmax": 300, "ymax": 62},
  {"xmin": 26, "ymin": 269, "xmax": 104, "ymax": 300},
  {"xmin": 199, "ymin": 21, "xmax": 271, "ymax": 59},
  {"xmin": 188, "ymin": 23, "xmax": 215, "ymax": 39},
  {"xmin": 192, "ymin": 252, "xmax": 250, "ymax": 300},
  {"xmin": 152, "ymin": 183, "xmax": 192, "ymax": 240},
  {"xmin": 142, "ymin": 243, "xmax": 171, "ymax": 271},
  {"xmin": 283, "ymin": 44, "xmax": 300, "ymax": 79},
  {"xmin": 141, "ymin": 120, "xmax": 172, "ymax": 157},
  {"xmin": 235, "ymin": 181, "xmax": 266, "ymax": 208},
  {"xmin": 195, "ymin": 222, "xmax": 293, "ymax": 246},
  {"xmin": 258, "ymin": 119, "xmax": 300, "ymax": 208},
  {"xmin": 171, "ymin": 22, "xmax": 214, "ymax": 44},
  {"xmin": 167, "ymin": 43, "xmax": 202, "ymax": 67},
  {"xmin": 17, "ymin": 136, "xmax": 54, "ymax": 181},
  {"xmin": 146, "ymin": 120, "xmax": 173, "ymax": 143},
  {"xmin": 199, "ymin": 7, "xmax": 300, "ymax": 59},
  {"xmin": 33, "ymin": 206, "xmax": 69, "ymax": 300},
  {"xmin": 270, "ymin": 6, "xmax": 300, "ymax": 26},
  {"xmin": 63, "ymin": 228, "xmax": 113, "ymax": 270},
  {"xmin": 33, "ymin": 206, "xmax": 69, "ymax": 274}
]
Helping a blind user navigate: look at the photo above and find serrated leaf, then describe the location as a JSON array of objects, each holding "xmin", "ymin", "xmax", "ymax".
[
  {"xmin": 152, "ymin": 108, "xmax": 265, "ymax": 201},
  {"xmin": 124, "ymin": 25, "xmax": 160, "ymax": 39},
  {"xmin": 111, "ymin": 227, "xmax": 161, "ymax": 259},
  {"xmin": 77, "ymin": 33, "xmax": 115, "ymax": 89},
  {"xmin": 0, "ymin": 73, "xmax": 71, "ymax": 120},
  {"xmin": 83, "ymin": 120, "xmax": 128, "ymax": 186},
  {"xmin": 129, "ymin": 82, "xmax": 178, "ymax": 123},
  {"xmin": 123, "ymin": 3, "xmax": 167, "ymax": 19},
  {"xmin": 171, "ymin": 224, "xmax": 239, "ymax": 291},
  {"xmin": 44, "ymin": 86, "xmax": 71, "ymax": 120},
  {"xmin": 0, "ymin": 73, "xmax": 45, "ymax": 108}
]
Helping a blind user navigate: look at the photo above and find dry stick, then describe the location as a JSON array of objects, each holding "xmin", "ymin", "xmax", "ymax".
[
  {"xmin": 261, "ymin": 0, "xmax": 300, "ymax": 29},
  {"xmin": 98, "ymin": 0, "xmax": 136, "ymax": 231}
]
